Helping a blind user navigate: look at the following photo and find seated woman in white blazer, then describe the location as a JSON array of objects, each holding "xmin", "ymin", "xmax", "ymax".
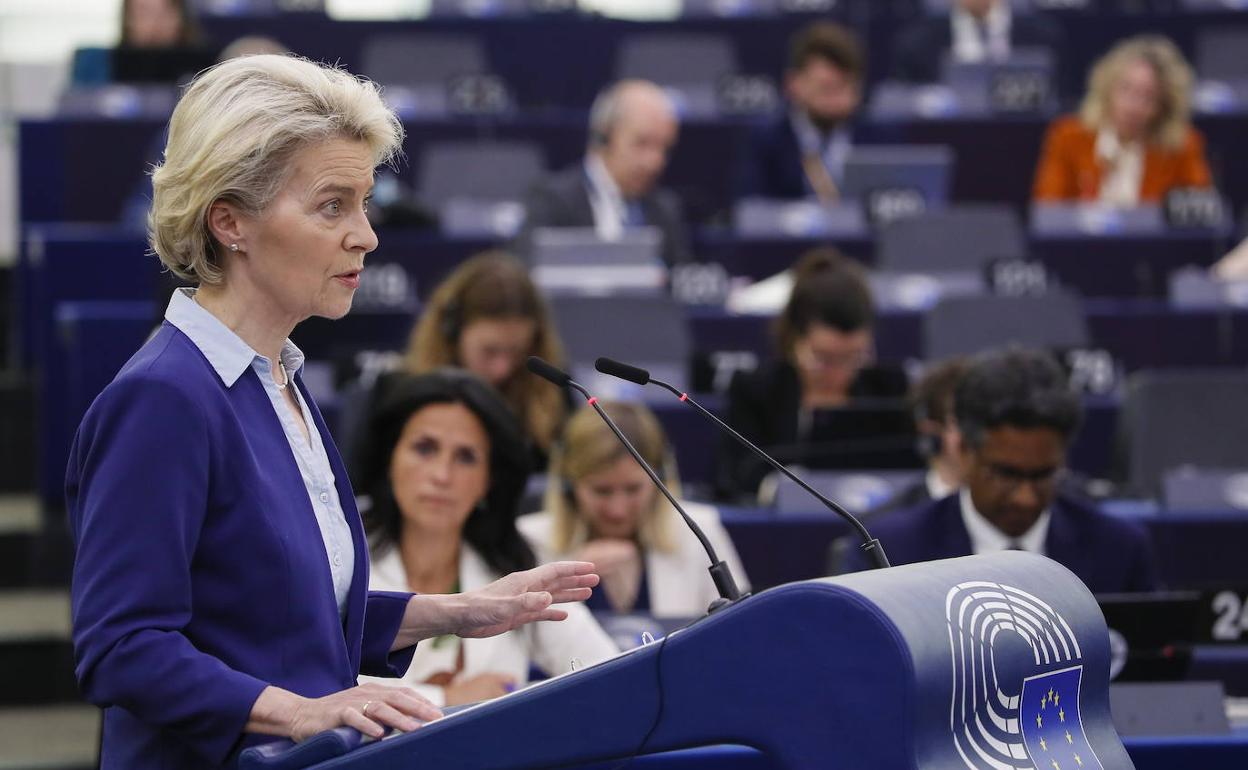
[
  {"xmin": 518, "ymin": 401, "xmax": 750, "ymax": 618},
  {"xmin": 352, "ymin": 369, "xmax": 618, "ymax": 707}
]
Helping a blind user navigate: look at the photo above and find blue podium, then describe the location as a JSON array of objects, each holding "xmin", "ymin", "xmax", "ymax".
[{"xmin": 243, "ymin": 553, "xmax": 1133, "ymax": 769}]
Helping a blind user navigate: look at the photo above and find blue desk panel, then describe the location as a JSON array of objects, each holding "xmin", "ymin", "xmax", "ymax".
[
  {"xmin": 573, "ymin": 735, "xmax": 1248, "ymax": 770},
  {"xmin": 20, "ymin": 111, "xmax": 1248, "ymax": 235},
  {"xmin": 21, "ymin": 225, "xmax": 1248, "ymax": 372}
]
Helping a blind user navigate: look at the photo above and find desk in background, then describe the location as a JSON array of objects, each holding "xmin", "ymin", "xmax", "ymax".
[
  {"xmin": 20, "ymin": 110, "xmax": 1248, "ymax": 231},
  {"xmin": 574, "ymin": 735, "xmax": 1248, "ymax": 770},
  {"xmin": 718, "ymin": 507, "xmax": 1248, "ymax": 594}
]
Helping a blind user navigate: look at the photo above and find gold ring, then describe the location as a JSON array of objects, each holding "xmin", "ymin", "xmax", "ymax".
[{"xmin": 361, "ymin": 700, "xmax": 375, "ymax": 718}]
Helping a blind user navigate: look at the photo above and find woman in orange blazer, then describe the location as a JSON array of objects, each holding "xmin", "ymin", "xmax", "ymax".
[{"xmin": 1033, "ymin": 36, "xmax": 1212, "ymax": 206}]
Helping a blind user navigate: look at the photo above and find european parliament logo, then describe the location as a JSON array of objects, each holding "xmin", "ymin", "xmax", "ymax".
[{"xmin": 946, "ymin": 581, "xmax": 1104, "ymax": 770}]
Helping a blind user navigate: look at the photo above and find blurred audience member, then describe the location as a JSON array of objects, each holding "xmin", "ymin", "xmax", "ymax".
[
  {"xmin": 402, "ymin": 252, "xmax": 568, "ymax": 466},
  {"xmin": 892, "ymin": 0, "xmax": 1062, "ymax": 84},
  {"xmin": 736, "ymin": 22, "xmax": 864, "ymax": 203},
  {"xmin": 845, "ymin": 348, "xmax": 1158, "ymax": 593},
  {"xmin": 110, "ymin": 0, "xmax": 215, "ymax": 84},
  {"xmin": 355, "ymin": 370, "xmax": 617, "ymax": 706},
  {"xmin": 1033, "ymin": 36, "xmax": 1211, "ymax": 206},
  {"xmin": 121, "ymin": 0, "xmax": 200, "ymax": 48},
  {"xmin": 518, "ymin": 80, "xmax": 691, "ymax": 268},
  {"xmin": 218, "ymin": 36, "xmax": 289, "ymax": 62},
  {"xmin": 520, "ymin": 402, "xmax": 749, "ymax": 617},
  {"xmin": 874, "ymin": 357, "xmax": 970, "ymax": 515},
  {"xmin": 73, "ymin": 0, "xmax": 207, "ymax": 85},
  {"xmin": 715, "ymin": 249, "xmax": 908, "ymax": 502}
]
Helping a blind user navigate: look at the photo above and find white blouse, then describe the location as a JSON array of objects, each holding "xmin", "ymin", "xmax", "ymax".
[{"xmin": 360, "ymin": 543, "xmax": 619, "ymax": 706}]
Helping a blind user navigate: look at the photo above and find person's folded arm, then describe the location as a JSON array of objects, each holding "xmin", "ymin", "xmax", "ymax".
[{"xmin": 68, "ymin": 375, "xmax": 269, "ymax": 765}]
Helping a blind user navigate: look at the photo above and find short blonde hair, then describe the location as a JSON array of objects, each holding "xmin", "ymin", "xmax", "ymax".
[
  {"xmin": 1080, "ymin": 35, "xmax": 1194, "ymax": 150},
  {"xmin": 543, "ymin": 401, "xmax": 679, "ymax": 554},
  {"xmin": 149, "ymin": 54, "xmax": 403, "ymax": 285}
]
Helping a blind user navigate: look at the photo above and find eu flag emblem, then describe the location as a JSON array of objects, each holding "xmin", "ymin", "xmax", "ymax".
[{"xmin": 1019, "ymin": 666, "xmax": 1103, "ymax": 770}]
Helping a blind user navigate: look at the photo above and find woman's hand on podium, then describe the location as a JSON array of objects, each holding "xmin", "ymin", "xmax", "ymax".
[{"xmin": 248, "ymin": 682, "xmax": 443, "ymax": 741}]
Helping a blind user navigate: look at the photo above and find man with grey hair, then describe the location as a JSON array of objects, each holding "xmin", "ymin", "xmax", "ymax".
[
  {"xmin": 843, "ymin": 347, "xmax": 1157, "ymax": 593},
  {"xmin": 518, "ymin": 79, "xmax": 692, "ymax": 268}
]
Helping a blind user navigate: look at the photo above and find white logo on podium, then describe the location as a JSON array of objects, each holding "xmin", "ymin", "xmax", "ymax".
[{"xmin": 945, "ymin": 581, "xmax": 1103, "ymax": 770}]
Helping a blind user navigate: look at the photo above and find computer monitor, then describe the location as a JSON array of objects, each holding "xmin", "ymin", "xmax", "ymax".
[
  {"xmin": 111, "ymin": 46, "xmax": 217, "ymax": 85},
  {"xmin": 530, "ymin": 227, "xmax": 667, "ymax": 296},
  {"xmin": 1097, "ymin": 591, "xmax": 1202, "ymax": 682},
  {"xmin": 841, "ymin": 145, "xmax": 954, "ymax": 220},
  {"xmin": 766, "ymin": 399, "xmax": 923, "ymax": 472}
]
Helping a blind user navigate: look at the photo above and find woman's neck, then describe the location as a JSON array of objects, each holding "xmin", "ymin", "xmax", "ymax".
[
  {"xmin": 194, "ymin": 282, "xmax": 297, "ymax": 365},
  {"xmin": 799, "ymin": 378, "xmax": 850, "ymax": 410},
  {"xmin": 1112, "ymin": 124, "xmax": 1143, "ymax": 147},
  {"xmin": 398, "ymin": 525, "xmax": 463, "ymax": 595}
]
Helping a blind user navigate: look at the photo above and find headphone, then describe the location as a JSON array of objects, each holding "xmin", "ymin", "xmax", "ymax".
[
  {"xmin": 587, "ymin": 87, "xmax": 617, "ymax": 149},
  {"xmin": 440, "ymin": 297, "xmax": 463, "ymax": 344},
  {"xmin": 913, "ymin": 401, "xmax": 943, "ymax": 460}
]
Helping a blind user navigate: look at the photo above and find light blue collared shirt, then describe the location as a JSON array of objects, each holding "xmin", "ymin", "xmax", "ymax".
[{"xmin": 164, "ymin": 288, "xmax": 355, "ymax": 617}]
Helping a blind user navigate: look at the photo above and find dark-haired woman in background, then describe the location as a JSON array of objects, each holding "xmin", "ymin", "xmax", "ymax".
[
  {"xmin": 714, "ymin": 249, "xmax": 908, "ymax": 502},
  {"xmin": 353, "ymin": 370, "xmax": 617, "ymax": 707},
  {"xmin": 402, "ymin": 252, "xmax": 568, "ymax": 467}
]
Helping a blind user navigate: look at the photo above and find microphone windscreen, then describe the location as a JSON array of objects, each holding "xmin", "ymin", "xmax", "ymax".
[
  {"xmin": 527, "ymin": 356, "xmax": 571, "ymax": 386},
  {"xmin": 595, "ymin": 357, "xmax": 650, "ymax": 385}
]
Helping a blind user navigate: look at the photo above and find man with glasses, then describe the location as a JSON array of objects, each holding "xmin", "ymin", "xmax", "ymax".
[{"xmin": 844, "ymin": 348, "xmax": 1157, "ymax": 593}]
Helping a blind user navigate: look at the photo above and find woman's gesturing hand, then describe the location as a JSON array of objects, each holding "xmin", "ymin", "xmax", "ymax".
[{"xmin": 455, "ymin": 560, "xmax": 600, "ymax": 639}]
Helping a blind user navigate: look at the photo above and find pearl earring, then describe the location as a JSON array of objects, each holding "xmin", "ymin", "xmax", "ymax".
[{"xmin": 229, "ymin": 243, "xmax": 239, "ymax": 252}]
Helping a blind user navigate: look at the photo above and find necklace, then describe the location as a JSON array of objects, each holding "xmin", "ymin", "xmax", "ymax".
[{"xmin": 276, "ymin": 361, "xmax": 289, "ymax": 390}]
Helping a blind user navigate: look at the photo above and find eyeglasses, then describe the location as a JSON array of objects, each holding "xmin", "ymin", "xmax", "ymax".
[
  {"xmin": 793, "ymin": 343, "xmax": 872, "ymax": 372},
  {"xmin": 979, "ymin": 462, "xmax": 1064, "ymax": 492}
]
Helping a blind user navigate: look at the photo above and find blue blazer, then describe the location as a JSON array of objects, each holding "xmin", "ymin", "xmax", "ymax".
[
  {"xmin": 736, "ymin": 114, "xmax": 811, "ymax": 201},
  {"xmin": 66, "ymin": 323, "xmax": 417, "ymax": 769},
  {"xmin": 844, "ymin": 494, "xmax": 1159, "ymax": 594}
]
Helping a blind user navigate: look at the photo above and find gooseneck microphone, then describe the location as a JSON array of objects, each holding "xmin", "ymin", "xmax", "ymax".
[
  {"xmin": 594, "ymin": 356, "xmax": 891, "ymax": 570},
  {"xmin": 526, "ymin": 357, "xmax": 744, "ymax": 612}
]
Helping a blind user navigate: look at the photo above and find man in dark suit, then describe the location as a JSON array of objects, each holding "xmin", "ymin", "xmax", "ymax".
[
  {"xmin": 517, "ymin": 79, "xmax": 692, "ymax": 268},
  {"xmin": 736, "ymin": 22, "xmax": 864, "ymax": 202},
  {"xmin": 844, "ymin": 348, "xmax": 1158, "ymax": 594},
  {"xmin": 892, "ymin": 0, "xmax": 1063, "ymax": 85}
]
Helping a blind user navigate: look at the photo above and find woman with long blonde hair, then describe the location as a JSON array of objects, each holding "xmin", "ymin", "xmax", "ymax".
[
  {"xmin": 519, "ymin": 401, "xmax": 749, "ymax": 617},
  {"xmin": 1032, "ymin": 35, "xmax": 1212, "ymax": 206},
  {"xmin": 404, "ymin": 251, "xmax": 567, "ymax": 463}
]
